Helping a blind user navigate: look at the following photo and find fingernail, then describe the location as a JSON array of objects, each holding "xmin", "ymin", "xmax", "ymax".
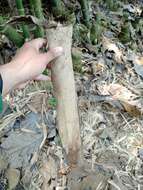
[{"xmin": 53, "ymin": 47, "xmax": 63, "ymax": 56}]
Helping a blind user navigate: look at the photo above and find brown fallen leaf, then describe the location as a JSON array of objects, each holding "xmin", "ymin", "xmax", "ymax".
[
  {"xmin": 92, "ymin": 56, "xmax": 106, "ymax": 75},
  {"xmin": 133, "ymin": 56, "xmax": 143, "ymax": 78},
  {"xmin": 102, "ymin": 36, "xmax": 123, "ymax": 64},
  {"xmin": 40, "ymin": 155, "xmax": 58, "ymax": 190},
  {"xmin": 120, "ymin": 100, "xmax": 142, "ymax": 117},
  {"xmin": 68, "ymin": 168, "xmax": 109, "ymax": 190},
  {"xmin": 6, "ymin": 168, "xmax": 20, "ymax": 190},
  {"xmin": 99, "ymin": 83, "xmax": 142, "ymax": 117},
  {"xmin": 1, "ymin": 15, "xmax": 56, "ymax": 29}
]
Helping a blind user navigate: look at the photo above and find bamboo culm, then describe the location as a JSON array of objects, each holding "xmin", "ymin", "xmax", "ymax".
[
  {"xmin": 79, "ymin": 0, "xmax": 91, "ymax": 28},
  {"xmin": 15, "ymin": 0, "xmax": 30, "ymax": 39},
  {"xmin": 0, "ymin": 16, "xmax": 24, "ymax": 47},
  {"xmin": 30, "ymin": 0, "xmax": 45, "ymax": 37},
  {"xmin": 50, "ymin": 0, "xmax": 66, "ymax": 17}
]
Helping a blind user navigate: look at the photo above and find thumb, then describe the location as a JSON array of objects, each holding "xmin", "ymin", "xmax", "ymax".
[
  {"xmin": 34, "ymin": 74, "xmax": 51, "ymax": 81},
  {"xmin": 39, "ymin": 47, "xmax": 63, "ymax": 66}
]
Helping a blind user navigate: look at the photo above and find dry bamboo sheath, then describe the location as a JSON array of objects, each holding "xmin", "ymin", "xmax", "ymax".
[{"xmin": 46, "ymin": 25, "xmax": 81, "ymax": 166}]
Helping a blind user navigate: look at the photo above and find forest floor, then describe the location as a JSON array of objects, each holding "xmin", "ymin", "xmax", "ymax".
[{"xmin": 0, "ymin": 1, "xmax": 143, "ymax": 190}]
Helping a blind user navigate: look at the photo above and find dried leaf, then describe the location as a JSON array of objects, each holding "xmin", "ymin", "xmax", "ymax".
[
  {"xmin": 133, "ymin": 56, "xmax": 143, "ymax": 78},
  {"xmin": 123, "ymin": 4, "xmax": 142, "ymax": 15},
  {"xmin": 6, "ymin": 168, "xmax": 20, "ymax": 190},
  {"xmin": 1, "ymin": 112, "xmax": 44, "ymax": 168},
  {"xmin": 0, "ymin": 15, "xmax": 57, "ymax": 29},
  {"xmin": 99, "ymin": 84, "xmax": 142, "ymax": 116},
  {"xmin": 123, "ymin": 4, "xmax": 136, "ymax": 13},
  {"xmin": 92, "ymin": 57, "xmax": 106, "ymax": 74},
  {"xmin": 138, "ymin": 148, "xmax": 143, "ymax": 160},
  {"xmin": 0, "ymin": 150, "xmax": 8, "ymax": 170},
  {"xmin": 69, "ymin": 169, "xmax": 108, "ymax": 190},
  {"xmin": 40, "ymin": 155, "xmax": 58, "ymax": 190},
  {"xmin": 102, "ymin": 37, "xmax": 123, "ymax": 63},
  {"xmin": 120, "ymin": 100, "xmax": 142, "ymax": 117}
]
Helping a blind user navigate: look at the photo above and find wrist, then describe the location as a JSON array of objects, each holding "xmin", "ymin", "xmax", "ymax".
[{"xmin": 0, "ymin": 62, "xmax": 17, "ymax": 96}]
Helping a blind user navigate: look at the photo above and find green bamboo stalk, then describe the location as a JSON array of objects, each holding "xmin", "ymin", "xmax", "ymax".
[
  {"xmin": 32, "ymin": 0, "xmax": 44, "ymax": 19},
  {"xmin": 29, "ymin": 0, "xmax": 46, "ymax": 75},
  {"xmin": 119, "ymin": 21, "xmax": 131, "ymax": 43},
  {"xmin": 0, "ymin": 16, "xmax": 24, "ymax": 47},
  {"xmin": 29, "ymin": 0, "xmax": 35, "ymax": 16},
  {"xmin": 30, "ymin": 0, "xmax": 45, "ymax": 37},
  {"xmin": 50, "ymin": 0, "xmax": 66, "ymax": 17},
  {"xmin": 90, "ymin": 12, "xmax": 103, "ymax": 45},
  {"xmin": 106, "ymin": 0, "xmax": 120, "ymax": 11},
  {"xmin": 15, "ymin": 0, "xmax": 30, "ymax": 39},
  {"xmin": 79, "ymin": 0, "xmax": 91, "ymax": 28}
]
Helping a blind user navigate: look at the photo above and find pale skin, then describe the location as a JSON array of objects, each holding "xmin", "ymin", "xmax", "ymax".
[{"xmin": 0, "ymin": 38, "xmax": 63, "ymax": 96}]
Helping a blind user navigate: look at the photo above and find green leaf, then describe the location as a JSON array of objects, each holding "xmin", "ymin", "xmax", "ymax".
[{"xmin": 48, "ymin": 97, "xmax": 57, "ymax": 107}]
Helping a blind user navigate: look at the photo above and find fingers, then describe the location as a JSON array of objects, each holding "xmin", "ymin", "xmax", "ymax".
[
  {"xmin": 46, "ymin": 62, "xmax": 52, "ymax": 69},
  {"xmin": 28, "ymin": 38, "xmax": 47, "ymax": 51},
  {"xmin": 16, "ymin": 81, "xmax": 30, "ymax": 89},
  {"xmin": 34, "ymin": 74, "xmax": 51, "ymax": 81},
  {"xmin": 39, "ymin": 47, "xmax": 63, "ymax": 66},
  {"xmin": 46, "ymin": 47, "xmax": 63, "ymax": 62}
]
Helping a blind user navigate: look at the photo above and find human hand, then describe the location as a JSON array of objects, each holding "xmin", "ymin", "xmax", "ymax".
[{"xmin": 0, "ymin": 38, "xmax": 63, "ymax": 95}]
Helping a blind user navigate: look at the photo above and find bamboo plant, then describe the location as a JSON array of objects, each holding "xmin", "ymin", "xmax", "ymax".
[
  {"xmin": 0, "ymin": 16, "xmax": 24, "ymax": 47},
  {"xmin": 29, "ymin": 0, "xmax": 45, "ymax": 37},
  {"xmin": 79, "ymin": 0, "xmax": 91, "ymax": 28},
  {"xmin": 50, "ymin": 0, "xmax": 66, "ymax": 18},
  {"xmin": 1, "ymin": 0, "xmax": 92, "ymax": 46},
  {"xmin": 29, "ymin": 0, "xmax": 35, "ymax": 16},
  {"xmin": 15, "ymin": 0, "xmax": 30, "ymax": 39}
]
